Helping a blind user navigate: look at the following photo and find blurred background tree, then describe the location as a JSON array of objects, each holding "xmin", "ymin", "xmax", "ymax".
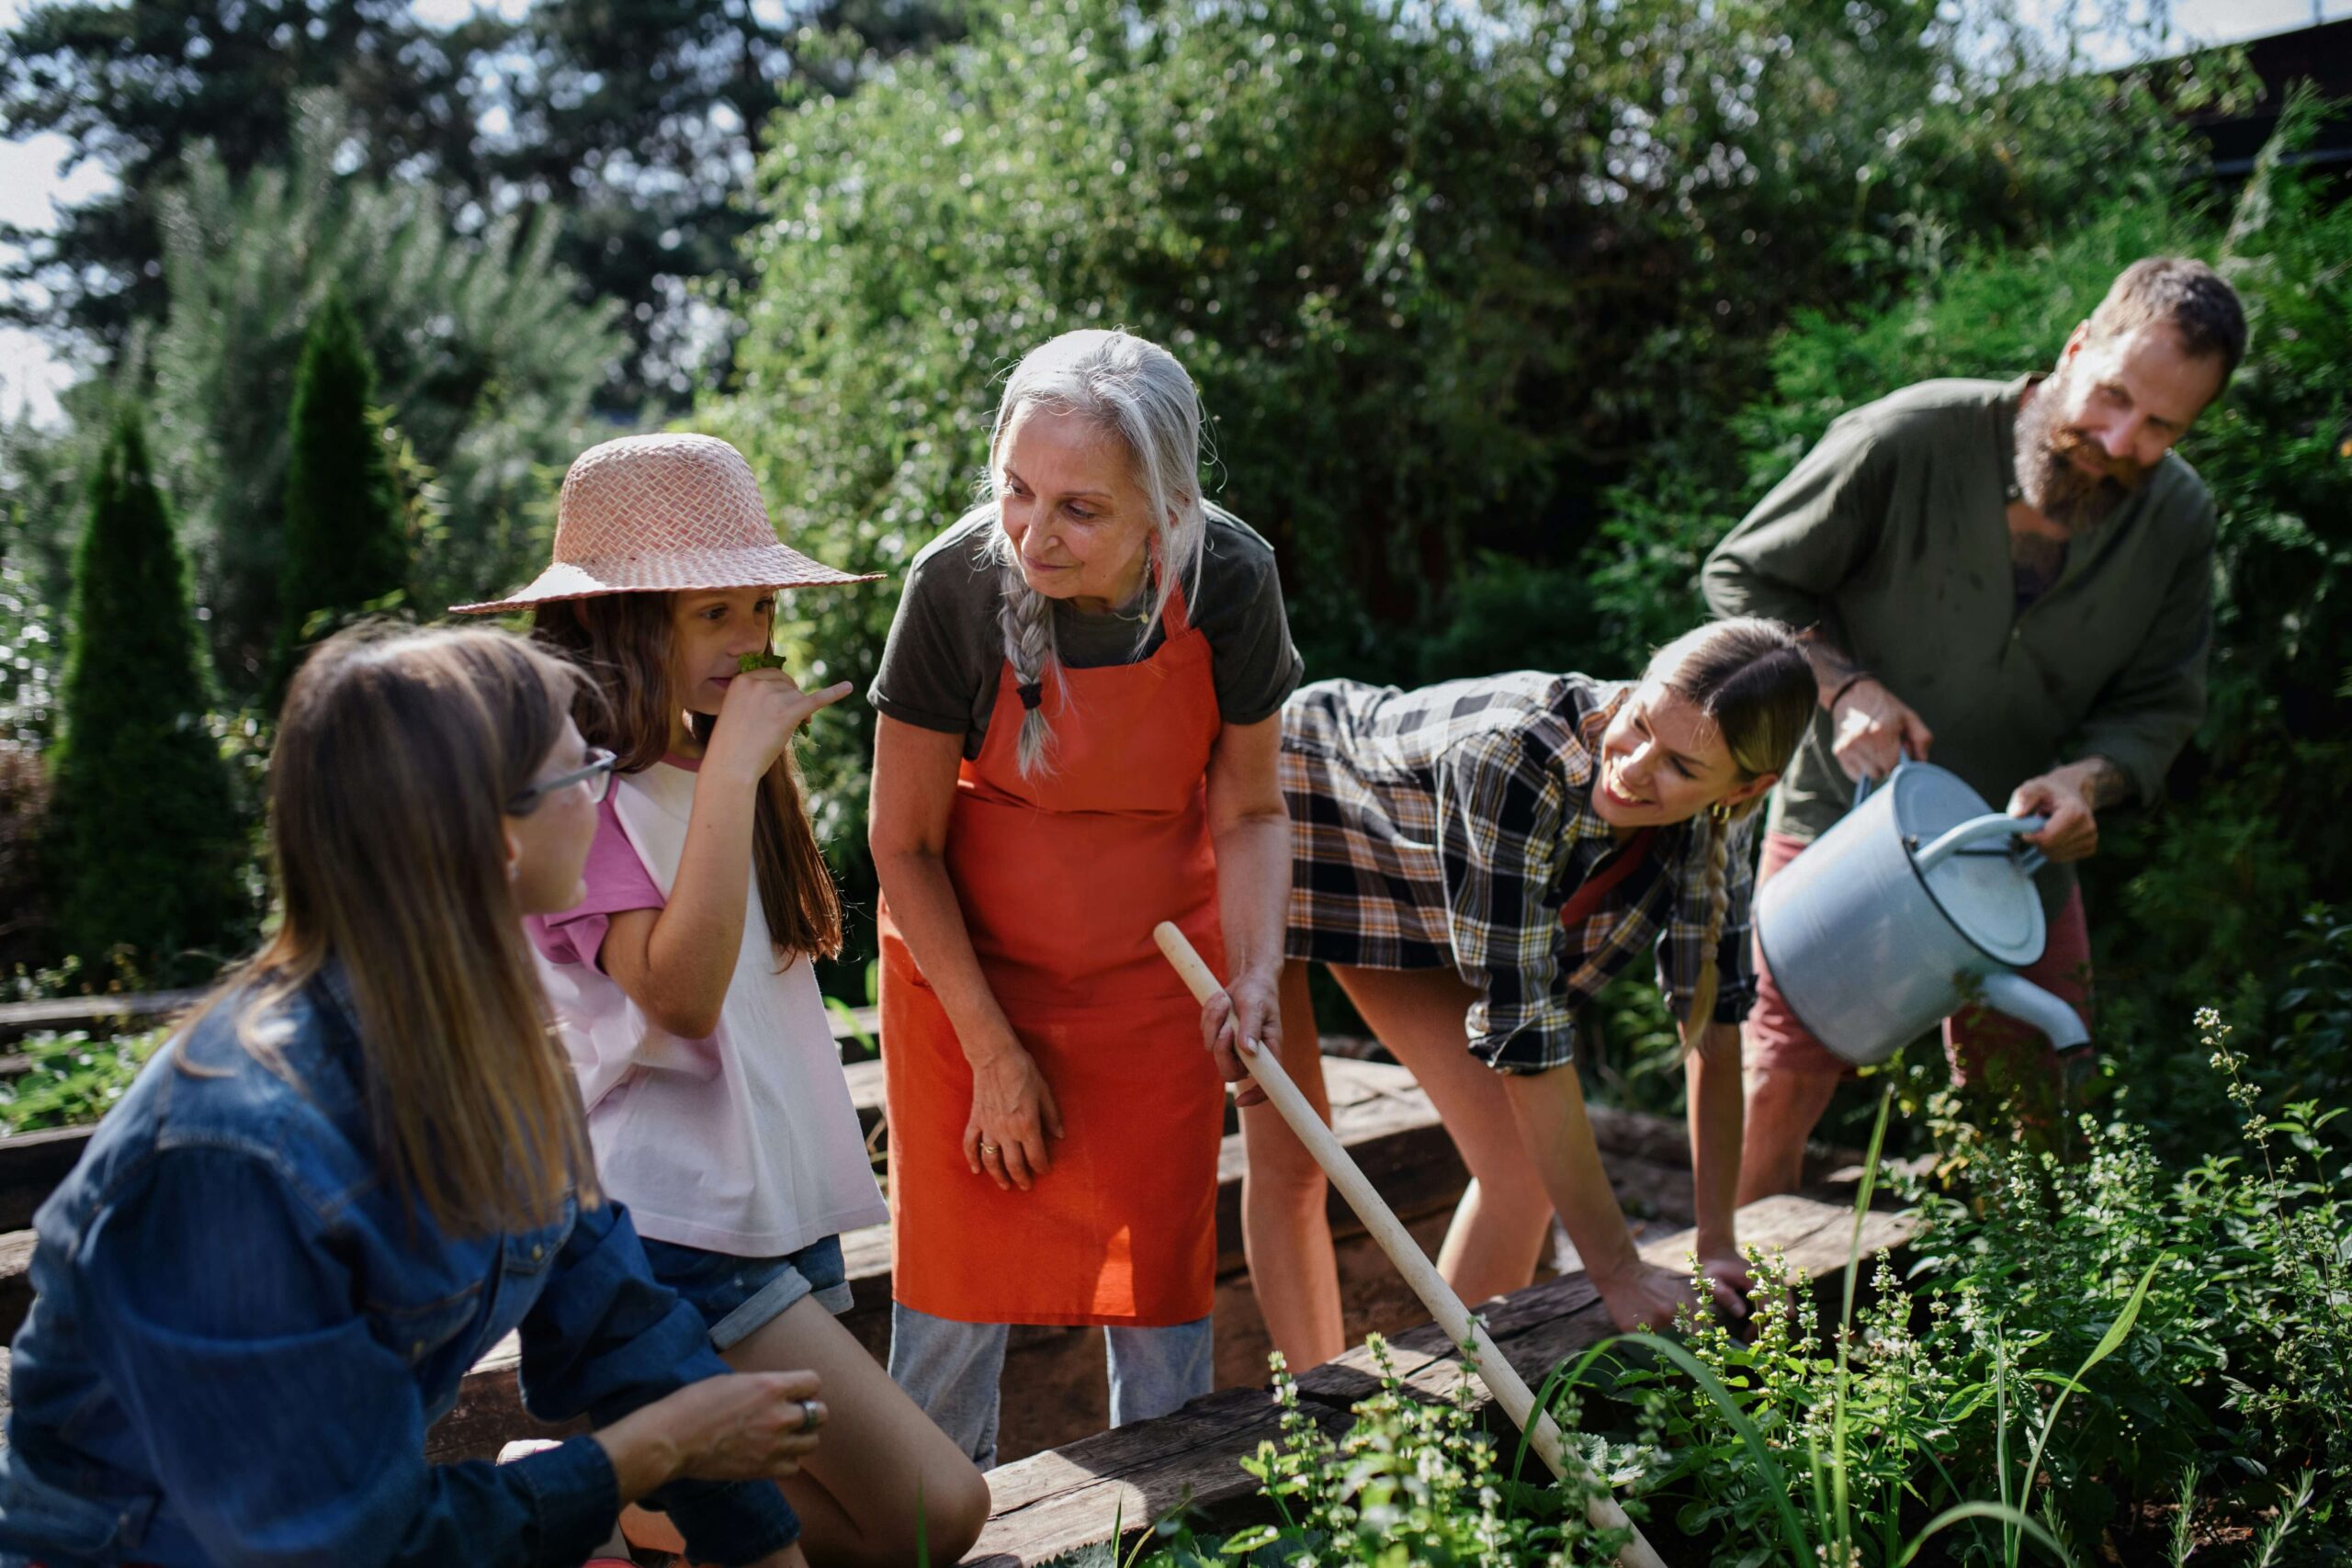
[
  {"xmin": 1, "ymin": 0, "xmax": 956, "ymax": 411},
  {"xmin": 144, "ymin": 93, "xmax": 618, "ymax": 694}
]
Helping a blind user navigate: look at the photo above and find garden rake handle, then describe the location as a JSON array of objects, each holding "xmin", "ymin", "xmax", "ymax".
[{"xmin": 1152, "ymin": 923, "xmax": 1666, "ymax": 1568}]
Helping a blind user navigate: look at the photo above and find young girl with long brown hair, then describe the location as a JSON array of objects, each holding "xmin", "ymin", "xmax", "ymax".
[
  {"xmin": 0, "ymin": 624, "xmax": 826, "ymax": 1567},
  {"xmin": 455, "ymin": 434, "xmax": 989, "ymax": 1564},
  {"xmin": 1244, "ymin": 618, "xmax": 1815, "ymax": 1366}
]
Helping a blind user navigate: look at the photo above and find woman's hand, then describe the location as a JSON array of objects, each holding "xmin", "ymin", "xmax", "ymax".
[
  {"xmin": 965, "ymin": 1039, "xmax": 1063, "ymax": 1191},
  {"xmin": 592, "ymin": 1370, "xmax": 826, "ymax": 1503},
  {"xmin": 706, "ymin": 668, "xmax": 853, "ymax": 783},
  {"xmin": 1198, "ymin": 962, "xmax": 1282, "ymax": 1109},
  {"xmin": 1592, "ymin": 1258, "xmax": 1747, "ymax": 1335},
  {"xmin": 1827, "ymin": 677, "xmax": 1932, "ymax": 784},
  {"xmin": 1695, "ymin": 1250, "xmax": 1754, "ymax": 1314}
]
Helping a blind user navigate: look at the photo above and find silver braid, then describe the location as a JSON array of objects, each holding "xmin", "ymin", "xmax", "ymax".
[{"xmin": 995, "ymin": 558, "xmax": 1061, "ymax": 777}]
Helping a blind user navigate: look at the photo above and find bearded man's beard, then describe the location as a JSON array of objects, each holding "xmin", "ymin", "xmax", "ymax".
[{"xmin": 2013, "ymin": 371, "xmax": 2146, "ymax": 532}]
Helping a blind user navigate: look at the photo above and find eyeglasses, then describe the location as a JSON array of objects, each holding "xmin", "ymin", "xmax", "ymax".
[{"xmin": 507, "ymin": 748, "xmax": 616, "ymax": 815}]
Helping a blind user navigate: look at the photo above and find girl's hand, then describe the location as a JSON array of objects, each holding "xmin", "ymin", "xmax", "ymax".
[
  {"xmin": 707, "ymin": 669, "xmax": 853, "ymax": 782},
  {"xmin": 965, "ymin": 1041, "xmax": 1063, "ymax": 1191},
  {"xmin": 593, "ymin": 1370, "xmax": 825, "ymax": 1501},
  {"xmin": 1198, "ymin": 963, "xmax": 1282, "ymax": 1110}
]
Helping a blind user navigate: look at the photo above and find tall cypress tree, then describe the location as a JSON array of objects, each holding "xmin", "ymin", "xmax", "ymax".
[
  {"xmin": 271, "ymin": 288, "xmax": 408, "ymax": 700},
  {"xmin": 48, "ymin": 411, "xmax": 249, "ymax": 983}
]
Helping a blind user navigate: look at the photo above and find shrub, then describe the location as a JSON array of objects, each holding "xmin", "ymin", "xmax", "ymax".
[
  {"xmin": 269, "ymin": 288, "xmax": 411, "ymax": 701},
  {"xmin": 149, "ymin": 91, "xmax": 621, "ymax": 694},
  {"xmin": 45, "ymin": 412, "xmax": 252, "ymax": 985}
]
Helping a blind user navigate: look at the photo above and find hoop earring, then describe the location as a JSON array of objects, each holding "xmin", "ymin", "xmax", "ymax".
[{"xmin": 1709, "ymin": 800, "xmax": 1734, "ymax": 827}]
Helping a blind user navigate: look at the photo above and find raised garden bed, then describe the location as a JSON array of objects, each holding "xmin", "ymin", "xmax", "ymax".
[{"xmin": 966, "ymin": 1188, "xmax": 1909, "ymax": 1565}]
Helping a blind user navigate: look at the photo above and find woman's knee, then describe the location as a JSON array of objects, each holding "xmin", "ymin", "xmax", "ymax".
[
  {"xmin": 1241, "ymin": 1110, "xmax": 1328, "ymax": 1212},
  {"xmin": 915, "ymin": 1456, "xmax": 992, "ymax": 1562}
]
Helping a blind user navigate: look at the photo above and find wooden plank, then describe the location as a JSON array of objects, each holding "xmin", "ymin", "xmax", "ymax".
[
  {"xmin": 965, "ymin": 1387, "xmax": 1351, "ymax": 1567},
  {"xmin": 0, "ymin": 990, "xmax": 206, "ymax": 1046},
  {"xmin": 0, "ymin": 1063, "xmax": 1709, "ymax": 1351},
  {"xmin": 0, "ymin": 1124, "xmax": 107, "ymax": 1234},
  {"xmin": 0, "ymin": 996, "xmax": 877, "ymax": 1056}
]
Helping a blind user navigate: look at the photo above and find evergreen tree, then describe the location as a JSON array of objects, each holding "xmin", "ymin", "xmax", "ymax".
[
  {"xmin": 152, "ymin": 97, "xmax": 619, "ymax": 695},
  {"xmin": 47, "ymin": 411, "xmax": 248, "ymax": 984},
  {"xmin": 270, "ymin": 288, "xmax": 409, "ymax": 699}
]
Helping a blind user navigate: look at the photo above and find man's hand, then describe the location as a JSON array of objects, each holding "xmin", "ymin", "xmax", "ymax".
[
  {"xmin": 1828, "ymin": 677, "xmax": 1933, "ymax": 784},
  {"xmin": 2007, "ymin": 758, "xmax": 2132, "ymax": 863}
]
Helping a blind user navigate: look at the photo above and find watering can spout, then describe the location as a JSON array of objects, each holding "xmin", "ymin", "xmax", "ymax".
[{"xmin": 1976, "ymin": 970, "xmax": 2089, "ymax": 1051}]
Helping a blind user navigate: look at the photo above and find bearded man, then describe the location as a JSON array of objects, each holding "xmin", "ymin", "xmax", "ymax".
[{"xmin": 1702, "ymin": 257, "xmax": 2247, "ymax": 1197}]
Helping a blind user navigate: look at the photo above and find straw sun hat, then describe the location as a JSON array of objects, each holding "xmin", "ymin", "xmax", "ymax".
[{"xmin": 448, "ymin": 434, "xmax": 878, "ymax": 615}]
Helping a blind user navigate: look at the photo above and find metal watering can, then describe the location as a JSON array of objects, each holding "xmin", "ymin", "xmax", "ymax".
[{"xmin": 1754, "ymin": 760, "xmax": 2089, "ymax": 1066}]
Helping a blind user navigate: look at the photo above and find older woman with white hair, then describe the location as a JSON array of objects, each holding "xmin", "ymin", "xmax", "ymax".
[{"xmin": 867, "ymin": 329, "xmax": 1300, "ymax": 1465}]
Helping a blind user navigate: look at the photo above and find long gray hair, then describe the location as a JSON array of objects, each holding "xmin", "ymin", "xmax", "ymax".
[{"xmin": 966, "ymin": 328, "xmax": 1232, "ymax": 776}]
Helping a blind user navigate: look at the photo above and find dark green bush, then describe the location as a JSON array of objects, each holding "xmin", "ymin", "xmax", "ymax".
[
  {"xmin": 269, "ymin": 288, "xmax": 411, "ymax": 701},
  {"xmin": 45, "ymin": 412, "xmax": 253, "ymax": 985}
]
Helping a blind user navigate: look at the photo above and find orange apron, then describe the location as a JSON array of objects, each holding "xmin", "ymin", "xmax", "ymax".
[{"xmin": 878, "ymin": 584, "xmax": 1227, "ymax": 1327}]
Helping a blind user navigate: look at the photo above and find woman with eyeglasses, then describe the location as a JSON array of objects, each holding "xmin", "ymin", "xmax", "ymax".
[
  {"xmin": 0, "ymin": 625, "xmax": 828, "ymax": 1568},
  {"xmin": 456, "ymin": 434, "xmax": 990, "ymax": 1565}
]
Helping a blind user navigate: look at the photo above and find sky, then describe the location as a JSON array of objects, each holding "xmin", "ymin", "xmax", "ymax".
[{"xmin": 2, "ymin": 0, "xmax": 2345, "ymax": 425}]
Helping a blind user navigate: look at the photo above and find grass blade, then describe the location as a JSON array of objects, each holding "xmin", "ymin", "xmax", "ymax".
[{"xmin": 1901, "ymin": 1499, "xmax": 2076, "ymax": 1568}]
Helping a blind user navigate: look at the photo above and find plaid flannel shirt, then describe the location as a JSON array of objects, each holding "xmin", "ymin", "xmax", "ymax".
[{"xmin": 1282, "ymin": 672, "xmax": 1758, "ymax": 1073}]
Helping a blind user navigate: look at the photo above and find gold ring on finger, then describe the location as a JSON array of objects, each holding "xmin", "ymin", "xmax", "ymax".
[{"xmin": 978, "ymin": 1139, "xmax": 1000, "ymax": 1156}]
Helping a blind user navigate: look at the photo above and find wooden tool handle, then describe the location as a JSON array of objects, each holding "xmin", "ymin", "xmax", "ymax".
[{"xmin": 1152, "ymin": 922, "xmax": 1664, "ymax": 1568}]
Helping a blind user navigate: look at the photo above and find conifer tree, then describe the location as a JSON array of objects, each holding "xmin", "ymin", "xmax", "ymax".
[
  {"xmin": 48, "ymin": 411, "xmax": 248, "ymax": 983},
  {"xmin": 270, "ymin": 288, "xmax": 408, "ymax": 699}
]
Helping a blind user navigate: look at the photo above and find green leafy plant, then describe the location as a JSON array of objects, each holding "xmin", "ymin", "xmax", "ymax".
[
  {"xmin": 1121, "ymin": 1337, "xmax": 1643, "ymax": 1567},
  {"xmin": 0, "ymin": 1026, "xmax": 167, "ymax": 1134}
]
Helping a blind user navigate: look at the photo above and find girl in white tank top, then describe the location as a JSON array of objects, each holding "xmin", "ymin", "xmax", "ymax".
[{"xmin": 455, "ymin": 434, "xmax": 989, "ymax": 1565}]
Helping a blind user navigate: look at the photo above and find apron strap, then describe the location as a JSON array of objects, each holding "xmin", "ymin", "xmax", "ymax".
[{"xmin": 1558, "ymin": 827, "xmax": 1657, "ymax": 929}]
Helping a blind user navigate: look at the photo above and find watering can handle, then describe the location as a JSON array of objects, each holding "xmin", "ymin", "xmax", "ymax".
[{"xmin": 1913, "ymin": 812, "xmax": 2049, "ymax": 875}]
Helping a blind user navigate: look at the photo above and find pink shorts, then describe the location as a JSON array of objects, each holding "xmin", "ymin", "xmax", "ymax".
[{"xmin": 1745, "ymin": 830, "xmax": 2092, "ymax": 1083}]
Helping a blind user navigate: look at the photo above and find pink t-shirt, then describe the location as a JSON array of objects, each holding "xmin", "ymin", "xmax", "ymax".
[{"xmin": 526, "ymin": 755, "xmax": 703, "ymax": 970}]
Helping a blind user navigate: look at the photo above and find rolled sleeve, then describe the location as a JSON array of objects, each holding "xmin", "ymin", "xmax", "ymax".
[
  {"xmin": 1701, "ymin": 413, "xmax": 1891, "ymax": 631},
  {"xmin": 78, "ymin": 1150, "xmax": 619, "ymax": 1568},
  {"xmin": 2066, "ymin": 504, "xmax": 2214, "ymax": 807},
  {"xmin": 1432, "ymin": 730, "xmax": 1577, "ymax": 1073},
  {"xmin": 518, "ymin": 1199, "xmax": 800, "ymax": 1562}
]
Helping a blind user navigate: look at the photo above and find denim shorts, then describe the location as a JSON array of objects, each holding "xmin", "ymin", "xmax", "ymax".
[{"xmin": 637, "ymin": 1234, "xmax": 853, "ymax": 1352}]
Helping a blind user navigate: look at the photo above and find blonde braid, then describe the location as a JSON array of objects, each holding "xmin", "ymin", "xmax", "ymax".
[{"xmin": 1687, "ymin": 805, "xmax": 1737, "ymax": 1033}]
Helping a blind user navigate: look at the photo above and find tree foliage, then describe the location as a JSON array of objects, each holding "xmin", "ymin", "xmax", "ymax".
[
  {"xmin": 711, "ymin": 0, "xmax": 2223, "ymax": 912},
  {"xmin": 148, "ymin": 93, "xmax": 621, "ymax": 694},
  {"xmin": 46, "ymin": 412, "xmax": 250, "ymax": 984},
  {"xmin": 0, "ymin": 0, "xmax": 494, "ymax": 347},
  {"xmin": 272, "ymin": 289, "xmax": 409, "ymax": 700},
  {"xmin": 2, "ymin": 0, "xmax": 956, "ymax": 405}
]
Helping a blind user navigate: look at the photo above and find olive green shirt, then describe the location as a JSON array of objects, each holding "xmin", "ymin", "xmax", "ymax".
[{"xmin": 1701, "ymin": 376, "xmax": 2213, "ymax": 906}]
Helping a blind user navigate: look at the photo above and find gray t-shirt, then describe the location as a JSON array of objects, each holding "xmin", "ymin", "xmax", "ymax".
[{"xmin": 870, "ymin": 509, "xmax": 1305, "ymax": 758}]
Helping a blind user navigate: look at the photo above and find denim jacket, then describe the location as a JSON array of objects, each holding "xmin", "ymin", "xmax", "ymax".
[{"xmin": 0, "ymin": 966, "xmax": 798, "ymax": 1568}]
